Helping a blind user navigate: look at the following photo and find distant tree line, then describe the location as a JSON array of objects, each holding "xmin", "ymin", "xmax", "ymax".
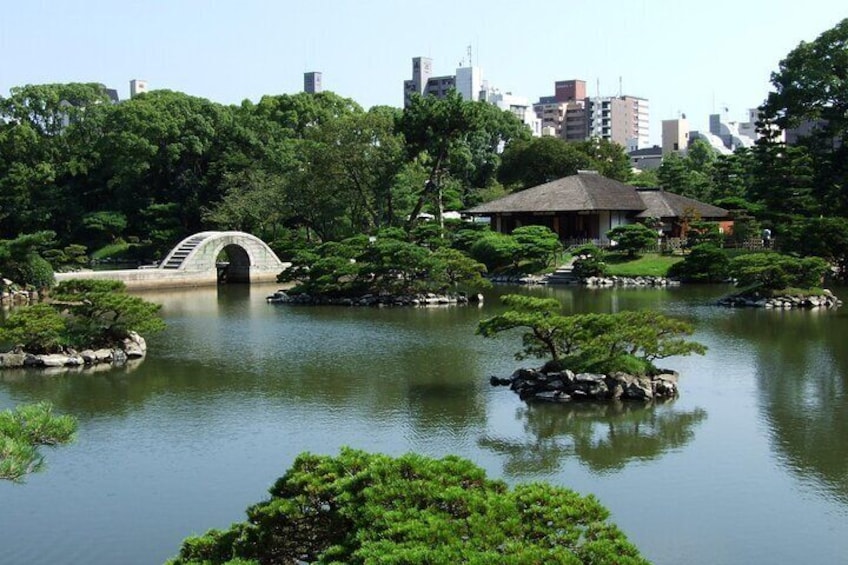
[{"xmin": 2, "ymin": 18, "xmax": 847, "ymax": 284}]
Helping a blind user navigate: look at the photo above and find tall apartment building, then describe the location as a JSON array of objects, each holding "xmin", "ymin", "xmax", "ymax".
[
  {"xmin": 533, "ymin": 80, "xmax": 649, "ymax": 150},
  {"xmin": 555, "ymin": 79, "xmax": 586, "ymax": 102},
  {"xmin": 304, "ymin": 72, "xmax": 323, "ymax": 94},
  {"xmin": 587, "ymin": 95, "xmax": 649, "ymax": 151}
]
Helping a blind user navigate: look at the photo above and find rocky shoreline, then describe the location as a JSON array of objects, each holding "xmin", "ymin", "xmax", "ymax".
[
  {"xmin": 717, "ymin": 289, "xmax": 842, "ymax": 309},
  {"xmin": 580, "ymin": 275, "xmax": 680, "ymax": 287},
  {"xmin": 0, "ymin": 332, "xmax": 147, "ymax": 369},
  {"xmin": 266, "ymin": 290, "xmax": 483, "ymax": 307},
  {"xmin": 0, "ymin": 285, "xmax": 40, "ymax": 306},
  {"xmin": 490, "ymin": 366, "xmax": 680, "ymax": 403},
  {"xmin": 487, "ymin": 273, "xmax": 679, "ymax": 287}
]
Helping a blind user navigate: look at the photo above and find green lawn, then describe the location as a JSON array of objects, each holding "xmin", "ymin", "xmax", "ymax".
[
  {"xmin": 90, "ymin": 241, "xmax": 131, "ymax": 261},
  {"xmin": 604, "ymin": 253, "xmax": 683, "ymax": 277}
]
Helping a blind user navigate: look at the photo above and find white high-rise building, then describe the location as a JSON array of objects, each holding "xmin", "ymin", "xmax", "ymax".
[
  {"xmin": 455, "ymin": 66, "xmax": 483, "ymax": 102},
  {"xmin": 129, "ymin": 79, "xmax": 148, "ymax": 98}
]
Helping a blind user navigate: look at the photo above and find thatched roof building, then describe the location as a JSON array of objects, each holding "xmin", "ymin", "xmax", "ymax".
[{"xmin": 466, "ymin": 171, "xmax": 730, "ymax": 243}]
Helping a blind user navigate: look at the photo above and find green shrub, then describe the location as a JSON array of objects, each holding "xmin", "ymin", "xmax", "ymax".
[
  {"xmin": 729, "ymin": 252, "xmax": 829, "ymax": 291},
  {"xmin": 511, "ymin": 225, "xmax": 563, "ymax": 270},
  {"xmin": 469, "ymin": 232, "xmax": 521, "ymax": 271},
  {"xmin": 0, "ymin": 402, "xmax": 77, "ymax": 482},
  {"xmin": 0, "ymin": 304, "xmax": 67, "ymax": 353},
  {"xmin": 169, "ymin": 449, "xmax": 648, "ymax": 565},
  {"xmin": 571, "ymin": 244, "xmax": 608, "ymax": 278},
  {"xmin": 606, "ymin": 223, "xmax": 658, "ymax": 257},
  {"xmin": 477, "ymin": 295, "xmax": 706, "ymax": 375},
  {"xmin": 3, "ymin": 254, "xmax": 55, "ymax": 290},
  {"xmin": 668, "ymin": 244, "xmax": 730, "ymax": 282}
]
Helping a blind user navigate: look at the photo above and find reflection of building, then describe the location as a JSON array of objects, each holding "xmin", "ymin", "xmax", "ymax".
[{"xmin": 304, "ymin": 72, "xmax": 323, "ymax": 94}]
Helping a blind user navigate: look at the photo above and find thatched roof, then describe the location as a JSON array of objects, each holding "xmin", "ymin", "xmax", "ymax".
[
  {"xmin": 465, "ymin": 172, "xmax": 729, "ymax": 220},
  {"xmin": 466, "ymin": 172, "xmax": 646, "ymax": 214},
  {"xmin": 635, "ymin": 189, "xmax": 729, "ymax": 219}
]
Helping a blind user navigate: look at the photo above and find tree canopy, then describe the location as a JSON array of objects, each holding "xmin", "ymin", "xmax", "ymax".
[
  {"xmin": 477, "ymin": 295, "xmax": 706, "ymax": 376},
  {"xmin": 169, "ymin": 448, "xmax": 648, "ymax": 565},
  {"xmin": 0, "ymin": 402, "xmax": 77, "ymax": 483}
]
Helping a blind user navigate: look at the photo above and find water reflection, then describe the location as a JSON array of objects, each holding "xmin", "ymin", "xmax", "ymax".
[
  {"xmin": 712, "ymin": 305, "xmax": 848, "ymax": 503},
  {"xmin": 480, "ymin": 400, "xmax": 707, "ymax": 477}
]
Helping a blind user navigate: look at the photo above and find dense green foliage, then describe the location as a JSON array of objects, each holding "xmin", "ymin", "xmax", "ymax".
[
  {"xmin": 571, "ymin": 244, "xmax": 608, "ymax": 278},
  {"xmin": 779, "ymin": 216, "xmax": 848, "ymax": 277},
  {"xmin": 0, "ymin": 84, "xmax": 534, "ymax": 259},
  {"xmin": 0, "ymin": 231, "xmax": 58, "ymax": 289},
  {"xmin": 477, "ymin": 295, "xmax": 706, "ymax": 375},
  {"xmin": 278, "ymin": 232, "xmax": 489, "ymax": 296},
  {"xmin": 466, "ymin": 225, "xmax": 562, "ymax": 274},
  {"xmin": 668, "ymin": 244, "xmax": 731, "ymax": 282},
  {"xmin": 0, "ymin": 279, "xmax": 165, "ymax": 352},
  {"xmin": 606, "ymin": 223, "xmax": 658, "ymax": 258},
  {"xmin": 498, "ymin": 136, "xmax": 631, "ymax": 190},
  {"xmin": 0, "ymin": 402, "xmax": 77, "ymax": 482},
  {"xmin": 729, "ymin": 253, "xmax": 830, "ymax": 291},
  {"xmin": 169, "ymin": 448, "xmax": 648, "ymax": 565},
  {"xmin": 3, "ymin": 20, "xmax": 848, "ymax": 278}
]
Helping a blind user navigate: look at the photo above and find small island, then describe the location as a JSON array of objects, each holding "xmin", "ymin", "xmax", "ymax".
[
  {"xmin": 713, "ymin": 252, "xmax": 842, "ymax": 309},
  {"xmin": 0, "ymin": 279, "xmax": 165, "ymax": 370},
  {"xmin": 479, "ymin": 295, "xmax": 706, "ymax": 403},
  {"xmin": 269, "ymin": 229, "xmax": 490, "ymax": 306}
]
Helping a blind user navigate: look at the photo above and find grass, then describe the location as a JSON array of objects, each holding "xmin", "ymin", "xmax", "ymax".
[
  {"xmin": 603, "ymin": 252, "xmax": 683, "ymax": 277},
  {"xmin": 90, "ymin": 241, "xmax": 131, "ymax": 261}
]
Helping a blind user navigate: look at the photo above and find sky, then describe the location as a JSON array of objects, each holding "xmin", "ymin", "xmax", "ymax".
[{"xmin": 1, "ymin": 0, "xmax": 846, "ymax": 145}]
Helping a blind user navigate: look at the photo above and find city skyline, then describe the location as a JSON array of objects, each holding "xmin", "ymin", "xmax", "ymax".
[{"xmin": 1, "ymin": 0, "xmax": 845, "ymax": 144}]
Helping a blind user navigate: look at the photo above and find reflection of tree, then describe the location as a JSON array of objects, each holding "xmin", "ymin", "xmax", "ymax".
[
  {"xmin": 479, "ymin": 401, "xmax": 707, "ymax": 477},
  {"xmin": 0, "ymin": 287, "xmax": 488, "ymax": 436},
  {"xmin": 716, "ymin": 307, "xmax": 848, "ymax": 503}
]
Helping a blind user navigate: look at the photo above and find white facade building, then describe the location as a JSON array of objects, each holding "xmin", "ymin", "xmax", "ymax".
[
  {"xmin": 455, "ymin": 66, "xmax": 484, "ymax": 102},
  {"xmin": 481, "ymin": 87, "xmax": 542, "ymax": 136}
]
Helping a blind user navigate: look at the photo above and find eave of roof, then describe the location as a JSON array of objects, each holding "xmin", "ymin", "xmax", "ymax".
[{"xmin": 466, "ymin": 172, "xmax": 647, "ymax": 214}]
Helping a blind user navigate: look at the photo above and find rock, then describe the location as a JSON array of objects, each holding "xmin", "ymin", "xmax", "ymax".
[
  {"xmin": 38, "ymin": 354, "xmax": 70, "ymax": 367},
  {"xmin": 23, "ymin": 354, "xmax": 43, "ymax": 367},
  {"xmin": 124, "ymin": 332, "xmax": 147, "ymax": 356},
  {"xmin": 93, "ymin": 349, "xmax": 114, "ymax": 362},
  {"xmin": 624, "ymin": 377, "xmax": 654, "ymax": 400},
  {"xmin": 0, "ymin": 353, "xmax": 26, "ymax": 368},
  {"xmin": 533, "ymin": 390, "xmax": 572, "ymax": 403},
  {"xmin": 111, "ymin": 349, "xmax": 128, "ymax": 365}
]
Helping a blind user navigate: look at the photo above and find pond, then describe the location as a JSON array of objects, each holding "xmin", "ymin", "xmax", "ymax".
[{"xmin": 1, "ymin": 282, "xmax": 847, "ymax": 564}]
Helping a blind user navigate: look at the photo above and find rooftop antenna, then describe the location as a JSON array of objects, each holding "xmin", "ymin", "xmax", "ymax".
[
  {"xmin": 619, "ymin": 76, "xmax": 623, "ymax": 97},
  {"xmin": 468, "ymin": 44, "xmax": 473, "ymax": 67}
]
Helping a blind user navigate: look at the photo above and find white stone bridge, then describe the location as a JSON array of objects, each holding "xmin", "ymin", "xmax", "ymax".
[{"xmin": 56, "ymin": 231, "xmax": 289, "ymax": 290}]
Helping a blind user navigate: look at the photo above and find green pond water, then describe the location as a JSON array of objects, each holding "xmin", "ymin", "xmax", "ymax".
[{"xmin": 1, "ymin": 282, "xmax": 847, "ymax": 564}]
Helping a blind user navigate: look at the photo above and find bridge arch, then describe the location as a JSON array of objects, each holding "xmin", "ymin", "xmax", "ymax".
[
  {"xmin": 55, "ymin": 231, "xmax": 287, "ymax": 290},
  {"xmin": 159, "ymin": 231, "xmax": 284, "ymax": 283}
]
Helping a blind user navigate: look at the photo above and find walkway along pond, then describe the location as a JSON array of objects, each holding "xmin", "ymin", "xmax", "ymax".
[{"xmin": 1, "ymin": 282, "xmax": 847, "ymax": 565}]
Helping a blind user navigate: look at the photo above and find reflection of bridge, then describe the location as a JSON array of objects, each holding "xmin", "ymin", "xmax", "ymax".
[{"xmin": 55, "ymin": 231, "xmax": 289, "ymax": 290}]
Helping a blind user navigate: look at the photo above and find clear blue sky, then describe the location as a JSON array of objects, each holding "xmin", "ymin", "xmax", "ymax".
[{"xmin": 1, "ymin": 0, "xmax": 845, "ymax": 144}]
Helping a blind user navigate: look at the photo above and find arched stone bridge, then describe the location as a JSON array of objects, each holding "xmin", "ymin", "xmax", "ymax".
[{"xmin": 56, "ymin": 231, "xmax": 289, "ymax": 290}]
